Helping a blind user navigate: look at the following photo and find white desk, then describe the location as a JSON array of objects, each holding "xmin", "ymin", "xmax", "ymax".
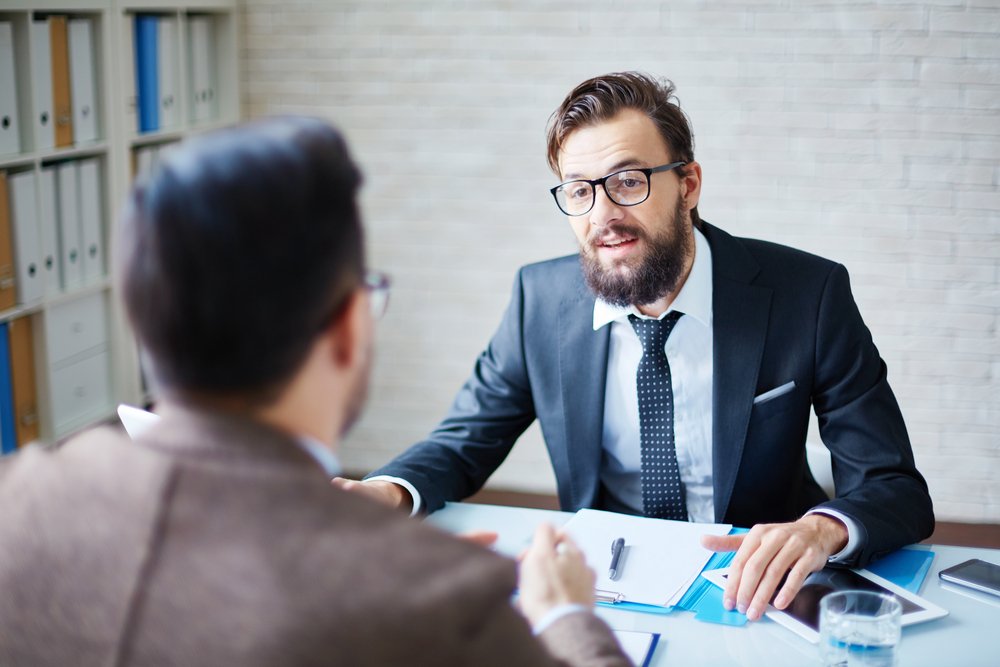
[{"xmin": 427, "ymin": 502, "xmax": 1000, "ymax": 667}]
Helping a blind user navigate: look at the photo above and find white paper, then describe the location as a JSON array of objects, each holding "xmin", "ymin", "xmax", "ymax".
[
  {"xmin": 562, "ymin": 508, "xmax": 731, "ymax": 607},
  {"xmin": 612, "ymin": 630, "xmax": 658, "ymax": 665}
]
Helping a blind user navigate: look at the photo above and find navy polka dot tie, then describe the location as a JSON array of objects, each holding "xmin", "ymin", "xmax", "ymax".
[{"xmin": 629, "ymin": 312, "xmax": 688, "ymax": 521}]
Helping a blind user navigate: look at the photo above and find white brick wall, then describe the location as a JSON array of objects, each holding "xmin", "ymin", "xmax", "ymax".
[{"xmin": 241, "ymin": 0, "xmax": 999, "ymax": 523}]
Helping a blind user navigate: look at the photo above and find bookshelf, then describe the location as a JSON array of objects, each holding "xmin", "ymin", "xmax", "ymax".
[{"xmin": 0, "ymin": 0, "xmax": 240, "ymax": 450}]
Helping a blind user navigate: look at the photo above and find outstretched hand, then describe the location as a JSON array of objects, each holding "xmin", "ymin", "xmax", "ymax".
[
  {"xmin": 700, "ymin": 514, "xmax": 848, "ymax": 621},
  {"xmin": 331, "ymin": 478, "xmax": 413, "ymax": 513}
]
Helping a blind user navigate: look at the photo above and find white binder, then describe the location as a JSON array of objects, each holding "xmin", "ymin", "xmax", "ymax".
[
  {"xmin": 56, "ymin": 161, "xmax": 83, "ymax": 289},
  {"xmin": 7, "ymin": 171, "xmax": 43, "ymax": 304},
  {"xmin": 157, "ymin": 16, "xmax": 179, "ymax": 130},
  {"xmin": 30, "ymin": 21, "xmax": 55, "ymax": 151},
  {"xmin": 77, "ymin": 159, "xmax": 104, "ymax": 284},
  {"xmin": 68, "ymin": 19, "xmax": 99, "ymax": 144},
  {"xmin": 38, "ymin": 167, "xmax": 61, "ymax": 296},
  {"xmin": 121, "ymin": 16, "xmax": 138, "ymax": 134},
  {"xmin": 135, "ymin": 144, "xmax": 158, "ymax": 178},
  {"xmin": 188, "ymin": 16, "xmax": 216, "ymax": 123},
  {"xmin": 0, "ymin": 22, "xmax": 22, "ymax": 156}
]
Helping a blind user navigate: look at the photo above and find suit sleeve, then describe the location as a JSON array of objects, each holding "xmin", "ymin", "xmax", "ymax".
[
  {"xmin": 811, "ymin": 263, "xmax": 934, "ymax": 566},
  {"xmin": 366, "ymin": 269, "xmax": 537, "ymax": 513},
  {"xmin": 461, "ymin": 599, "xmax": 631, "ymax": 667}
]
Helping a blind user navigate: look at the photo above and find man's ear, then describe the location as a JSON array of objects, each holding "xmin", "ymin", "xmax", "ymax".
[
  {"xmin": 326, "ymin": 290, "xmax": 368, "ymax": 369},
  {"xmin": 681, "ymin": 160, "xmax": 703, "ymax": 211}
]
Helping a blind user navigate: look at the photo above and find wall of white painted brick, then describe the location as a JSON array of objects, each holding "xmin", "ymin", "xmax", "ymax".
[{"xmin": 240, "ymin": 0, "xmax": 999, "ymax": 523}]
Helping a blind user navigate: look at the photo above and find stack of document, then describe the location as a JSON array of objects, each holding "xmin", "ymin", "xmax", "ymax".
[{"xmin": 563, "ymin": 509, "xmax": 731, "ymax": 609}]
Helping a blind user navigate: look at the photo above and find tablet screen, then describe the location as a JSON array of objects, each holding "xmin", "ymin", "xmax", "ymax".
[{"xmin": 781, "ymin": 567, "xmax": 922, "ymax": 631}]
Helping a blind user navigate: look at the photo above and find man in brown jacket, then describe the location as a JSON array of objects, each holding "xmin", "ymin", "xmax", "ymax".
[{"xmin": 0, "ymin": 117, "xmax": 631, "ymax": 667}]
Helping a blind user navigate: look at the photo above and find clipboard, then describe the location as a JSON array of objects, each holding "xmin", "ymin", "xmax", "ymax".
[{"xmin": 562, "ymin": 509, "xmax": 731, "ymax": 613}]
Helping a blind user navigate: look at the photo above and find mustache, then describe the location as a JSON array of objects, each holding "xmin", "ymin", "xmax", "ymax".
[{"xmin": 586, "ymin": 223, "xmax": 647, "ymax": 248}]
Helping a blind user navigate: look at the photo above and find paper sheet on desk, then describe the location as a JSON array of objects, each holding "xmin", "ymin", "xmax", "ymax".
[{"xmin": 562, "ymin": 509, "xmax": 731, "ymax": 607}]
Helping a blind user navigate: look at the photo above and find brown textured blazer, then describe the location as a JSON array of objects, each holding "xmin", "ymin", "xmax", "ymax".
[{"xmin": 0, "ymin": 406, "xmax": 629, "ymax": 667}]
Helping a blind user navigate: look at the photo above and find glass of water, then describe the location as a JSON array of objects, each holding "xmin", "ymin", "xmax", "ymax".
[{"xmin": 819, "ymin": 590, "xmax": 902, "ymax": 667}]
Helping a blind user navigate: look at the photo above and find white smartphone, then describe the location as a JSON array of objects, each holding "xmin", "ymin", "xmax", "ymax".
[{"xmin": 938, "ymin": 558, "xmax": 1000, "ymax": 598}]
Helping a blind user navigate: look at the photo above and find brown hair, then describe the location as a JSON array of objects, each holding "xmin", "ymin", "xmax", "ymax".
[
  {"xmin": 546, "ymin": 72, "xmax": 700, "ymax": 227},
  {"xmin": 119, "ymin": 117, "xmax": 365, "ymax": 405}
]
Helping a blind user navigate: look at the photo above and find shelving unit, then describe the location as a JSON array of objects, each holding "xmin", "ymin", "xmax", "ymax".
[{"xmin": 0, "ymin": 0, "xmax": 240, "ymax": 449}]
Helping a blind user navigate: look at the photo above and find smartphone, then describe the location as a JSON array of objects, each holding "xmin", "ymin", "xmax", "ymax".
[{"xmin": 938, "ymin": 558, "xmax": 1000, "ymax": 598}]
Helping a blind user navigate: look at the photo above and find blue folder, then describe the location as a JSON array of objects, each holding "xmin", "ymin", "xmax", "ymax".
[
  {"xmin": 599, "ymin": 525, "xmax": 935, "ymax": 628},
  {"xmin": 0, "ymin": 323, "xmax": 16, "ymax": 455},
  {"xmin": 134, "ymin": 15, "xmax": 159, "ymax": 133}
]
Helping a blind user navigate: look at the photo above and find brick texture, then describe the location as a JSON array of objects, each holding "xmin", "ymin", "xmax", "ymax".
[{"xmin": 241, "ymin": 0, "xmax": 999, "ymax": 523}]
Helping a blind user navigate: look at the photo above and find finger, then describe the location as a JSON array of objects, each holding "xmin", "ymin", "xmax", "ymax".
[
  {"xmin": 553, "ymin": 532, "xmax": 583, "ymax": 556},
  {"xmin": 745, "ymin": 544, "xmax": 800, "ymax": 621},
  {"xmin": 701, "ymin": 533, "xmax": 745, "ymax": 553},
  {"xmin": 531, "ymin": 523, "xmax": 557, "ymax": 553},
  {"xmin": 722, "ymin": 531, "xmax": 761, "ymax": 610},
  {"xmin": 460, "ymin": 531, "xmax": 499, "ymax": 548},
  {"xmin": 734, "ymin": 535, "xmax": 782, "ymax": 616},
  {"xmin": 773, "ymin": 558, "xmax": 819, "ymax": 610}
]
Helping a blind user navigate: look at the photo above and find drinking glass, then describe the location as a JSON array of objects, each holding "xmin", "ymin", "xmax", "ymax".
[{"xmin": 819, "ymin": 590, "xmax": 902, "ymax": 667}]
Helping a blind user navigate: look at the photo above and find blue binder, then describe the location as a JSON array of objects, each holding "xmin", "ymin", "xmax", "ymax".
[
  {"xmin": 0, "ymin": 323, "xmax": 16, "ymax": 454},
  {"xmin": 134, "ymin": 15, "xmax": 159, "ymax": 133}
]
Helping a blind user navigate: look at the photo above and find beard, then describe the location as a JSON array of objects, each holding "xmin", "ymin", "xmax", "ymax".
[{"xmin": 580, "ymin": 196, "xmax": 694, "ymax": 308}]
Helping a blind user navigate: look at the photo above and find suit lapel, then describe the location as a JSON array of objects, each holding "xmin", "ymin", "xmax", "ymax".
[
  {"xmin": 558, "ymin": 287, "xmax": 610, "ymax": 510},
  {"xmin": 703, "ymin": 223, "xmax": 773, "ymax": 523}
]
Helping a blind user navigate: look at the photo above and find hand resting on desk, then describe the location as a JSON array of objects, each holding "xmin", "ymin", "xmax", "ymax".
[{"xmin": 701, "ymin": 513, "xmax": 848, "ymax": 622}]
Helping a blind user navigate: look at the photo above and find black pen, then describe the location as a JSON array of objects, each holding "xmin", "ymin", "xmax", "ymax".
[{"xmin": 609, "ymin": 537, "xmax": 625, "ymax": 580}]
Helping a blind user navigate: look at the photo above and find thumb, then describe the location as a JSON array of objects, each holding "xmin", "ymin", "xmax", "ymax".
[{"xmin": 701, "ymin": 533, "xmax": 745, "ymax": 553}]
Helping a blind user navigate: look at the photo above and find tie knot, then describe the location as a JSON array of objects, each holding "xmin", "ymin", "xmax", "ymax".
[{"xmin": 628, "ymin": 311, "xmax": 684, "ymax": 352}]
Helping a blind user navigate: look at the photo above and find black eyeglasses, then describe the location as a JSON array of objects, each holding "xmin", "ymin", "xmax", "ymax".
[
  {"xmin": 364, "ymin": 269, "xmax": 391, "ymax": 320},
  {"xmin": 549, "ymin": 161, "xmax": 686, "ymax": 216}
]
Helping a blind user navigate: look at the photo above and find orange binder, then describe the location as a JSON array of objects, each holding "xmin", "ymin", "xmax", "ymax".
[
  {"xmin": 7, "ymin": 316, "xmax": 39, "ymax": 447},
  {"xmin": 0, "ymin": 172, "xmax": 15, "ymax": 310},
  {"xmin": 50, "ymin": 16, "xmax": 74, "ymax": 148}
]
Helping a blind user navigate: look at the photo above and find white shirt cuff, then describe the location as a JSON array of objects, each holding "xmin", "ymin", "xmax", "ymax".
[
  {"xmin": 365, "ymin": 475, "xmax": 422, "ymax": 517},
  {"xmin": 531, "ymin": 604, "xmax": 590, "ymax": 635},
  {"xmin": 807, "ymin": 508, "xmax": 860, "ymax": 563}
]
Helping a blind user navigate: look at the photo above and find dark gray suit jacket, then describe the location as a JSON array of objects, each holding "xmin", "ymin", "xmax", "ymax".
[
  {"xmin": 371, "ymin": 222, "xmax": 934, "ymax": 567},
  {"xmin": 0, "ymin": 407, "xmax": 629, "ymax": 667}
]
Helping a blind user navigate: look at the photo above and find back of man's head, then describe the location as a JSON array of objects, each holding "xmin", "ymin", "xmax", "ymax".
[{"xmin": 119, "ymin": 117, "xmax": 365, "ymax": 405}]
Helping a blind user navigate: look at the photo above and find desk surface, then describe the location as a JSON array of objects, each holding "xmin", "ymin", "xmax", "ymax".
[{"xmin": 427, "ymin": 502, "xmax": 1000, "ymax": 667}]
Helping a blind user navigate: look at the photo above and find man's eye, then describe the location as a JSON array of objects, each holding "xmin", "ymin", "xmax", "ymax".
[
  {"xmin": 567, "ymin": 185, "xmax": 590, "ymax": 200},
  {"xmin": 615, "ymin": 172, "xmax": 646, "ymax": 189}
]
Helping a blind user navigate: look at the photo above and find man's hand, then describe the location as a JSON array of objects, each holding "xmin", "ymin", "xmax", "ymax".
[
  {"xmin": 700, "ymin": 514, "xmax": 848, "ymax": 621},
  {"xmin": 331, "ymin": 478, "xmax": 413, "ymax": 513},
  {"xmin": 518, "ymin": 523, "xmax": 595, "ymax": 627}
]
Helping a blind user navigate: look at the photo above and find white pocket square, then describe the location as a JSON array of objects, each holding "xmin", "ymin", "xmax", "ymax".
[{"xmin": 753, "ymin": 380, "xmax": 796, "ymax": 405}]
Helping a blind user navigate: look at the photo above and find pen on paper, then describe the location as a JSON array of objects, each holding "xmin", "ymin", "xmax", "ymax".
[{"xmin": 609, "ymin": 537, "xmax": 626, "ymax": 581}]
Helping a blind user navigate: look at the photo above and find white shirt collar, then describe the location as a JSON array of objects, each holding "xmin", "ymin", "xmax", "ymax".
[
  {"xmin": 296, "ymin": 434, "xmax": 343, "ymax": 477},
  {"xmin": 593, "ymin": 226, "xmax": 713, "ymax": 330}
]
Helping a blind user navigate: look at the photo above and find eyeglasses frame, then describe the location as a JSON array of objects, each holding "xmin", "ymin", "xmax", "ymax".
[
  {"xmin": 549, "ymin": 161, "xmax": 687, "ymax": 217},
  {"xmin": 363, "ymin": 269, "xmax": 391, "ymax": 320}
]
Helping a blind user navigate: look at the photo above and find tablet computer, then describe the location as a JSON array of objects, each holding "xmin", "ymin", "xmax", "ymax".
[{"xmin": 702, "ymin": 565, "xmax": 948, "ymax": 643}]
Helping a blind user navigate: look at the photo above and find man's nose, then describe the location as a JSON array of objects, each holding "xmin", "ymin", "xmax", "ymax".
[{"xmin": 588, "ymin": 186, "xmax": 623, "ymax": 229}]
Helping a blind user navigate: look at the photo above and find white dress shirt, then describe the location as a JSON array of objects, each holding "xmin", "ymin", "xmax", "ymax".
[{"xmin": 595, "ymin": 227, "xmax": 715, "ymax": 522}]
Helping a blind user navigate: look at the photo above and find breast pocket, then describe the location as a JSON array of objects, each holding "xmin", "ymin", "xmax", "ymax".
[{"xmin": 752, "ymin": 380, "xmax": 797, "ymax": 420}]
